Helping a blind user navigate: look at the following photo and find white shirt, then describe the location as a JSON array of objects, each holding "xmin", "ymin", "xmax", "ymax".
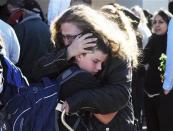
[
  {"xmin": 163, "ymin": 18, "xmax": 173, "ymax": 91},
  {"xmin": 0, "ymin": 19, "xmax": 20, "ymax": 64},
  {"xmin": 47, "ymin": 0, "xmax": 71, "ymax": 25},
  {"xmin": 138, "ymin": 22, "xmax": 152, "ymax": 49}
]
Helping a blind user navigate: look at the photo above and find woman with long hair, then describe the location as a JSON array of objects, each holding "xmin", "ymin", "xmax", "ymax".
[{"xmin": 33, "ymin": 4, "xmax": 139, "ymax": 130}]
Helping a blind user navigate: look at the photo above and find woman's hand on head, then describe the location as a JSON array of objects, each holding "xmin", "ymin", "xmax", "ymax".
[{"xmin": 66, "ymin": 33, "xmax": 97, "ymax": 60}]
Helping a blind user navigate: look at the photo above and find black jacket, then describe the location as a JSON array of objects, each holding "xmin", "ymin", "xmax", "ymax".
[
  {"xmin": 66, "ymin": 57, "xmax": 134, "ymax": 131},
  {"xmin": 143, "ymin": 34, "xmax": 167, "ymax": 94},
  {"xmin": 32, "ymin": 48, "xmax": 70, "ymax": 81},
  {"xmin": 32, "ymin": 49, "xmax": 135, "ymax": 131},
  {"xmin": 14, "ymin": 12, "xmax": 51, "ymax": 82}
]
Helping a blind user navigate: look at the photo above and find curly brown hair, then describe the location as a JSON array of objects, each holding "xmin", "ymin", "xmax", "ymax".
[{"xmin": 51, "ymin": 5, "xmax": 139, "ymax": 67}]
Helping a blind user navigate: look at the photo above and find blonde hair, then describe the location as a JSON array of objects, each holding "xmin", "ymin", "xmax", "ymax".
[{"xmin": 51, "ymin": 5, "xmax": 139, "ymax": 67}]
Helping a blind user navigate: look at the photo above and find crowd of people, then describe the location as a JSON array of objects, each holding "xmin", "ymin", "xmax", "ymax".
[{"xmin": 0, "ymin": 0, "xmax": 173, "ymax": 131}]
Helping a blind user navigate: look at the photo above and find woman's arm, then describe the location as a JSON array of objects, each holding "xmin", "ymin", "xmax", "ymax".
[
  {"xmin": 31, "ymin": 48, "xmax": 70, "ymax": 81},
  {"xmin": 66, "ymin": 57, "xmax": 132, "ymax": 114},
  {"xmin": 60, "ymin": 68, "xmax": 119, "ymax": 124}
]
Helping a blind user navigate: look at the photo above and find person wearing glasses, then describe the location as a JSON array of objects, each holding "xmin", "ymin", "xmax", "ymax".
[
  {"xmin": 31, "ymin": 14, "xmax": 97, "ymax": 81},
  {"xmin": 33, "ymin": 4, "xmax": 139, "ymax": 131}
]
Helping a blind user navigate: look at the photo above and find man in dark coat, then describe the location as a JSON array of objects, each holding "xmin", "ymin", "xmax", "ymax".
[{"xmin": 13, "ymin": 0, "xmax": 52, "ymax": 82}]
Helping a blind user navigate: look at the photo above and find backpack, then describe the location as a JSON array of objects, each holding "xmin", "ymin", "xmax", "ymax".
[{"xmin": 1, "ymin": 66, "xmax": 84, "ymax": 131}]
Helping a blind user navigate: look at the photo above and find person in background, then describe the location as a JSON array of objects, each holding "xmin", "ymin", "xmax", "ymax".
[
  {"xmin": 47, "ymin": 0, "xmax": 92, "ymax": 26},
  {"xmin": 131, "ymin": 5, "xmax": 152, "ymax": 49},
  {"xmin": 160, "ymin": 17, "xmax": 173, "ymax": 131},
  {"xmin": 13, "ymin": 0, "xmax": 52, "ymax": 82},
  {"xmin": 160, "ymin": 2, "xmax": 173, "ymax": 131},
  {"xmin": 0, "ymin": 19, "xmax": 20, "ymax": 64},
  {"xmin": 47, "ymin": 0, "xmax": 71, "ymax": 25},
  {"xmin": 6, "ymin": 0, "xmax": 24, "ymax": 26},
  {"xmin": 162, "ymin": 0, "xmax": 173, "ymax": 99},
  {"xmin": 23, "ymin": 0, "xmax": 46, "ymax": 22},
  {"xmin": 143, "ymin": 9, "xmax": 153, "ymax": 30},
  {"xmin": 143, "ymin": 9, "xmax": 172, "ymax": 131},
  {"xmin": 0, "ymin": 34, "xmax": 28, "ymax": 108}
]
